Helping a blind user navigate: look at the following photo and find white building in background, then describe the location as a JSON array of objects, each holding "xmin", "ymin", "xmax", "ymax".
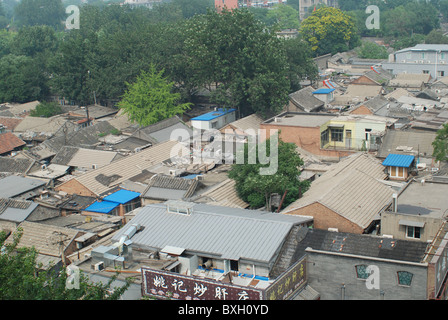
[{"xmin": 382, "ymin": 44, "xmax": 448, "ymax": 79}]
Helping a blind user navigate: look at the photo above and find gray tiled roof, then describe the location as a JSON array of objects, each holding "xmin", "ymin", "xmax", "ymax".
[
  {"xmin": 293, "ymin": 228, "xmax": 429, "ymax": 263},
  {"xmin": 142, "ymin": 175, "xmax": 198, "ymax": 201}
]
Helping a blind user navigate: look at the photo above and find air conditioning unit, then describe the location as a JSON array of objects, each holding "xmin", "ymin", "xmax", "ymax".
[
  {"xmin": 92, "ymin": 164, "xmax": 97, "ymax": 169},
  {"xmin": 169, "ymin": 169, "xmax": 177, "ymax": 176},
  {"xmin": 274, "ymin": 117, "xmax": 281, "ymax": 123},
  {"xmin": 93, "ymin": 261, "xmax": 105, "ymax": 271},
  {"xmin": 328, "ymin": 228, "xmax": 339, "ymax": 232},
  {"xmin": 419, "ymin": 60, "xmax": 424, "ymax": 63},
  {"xmin": 41, "ymin": 164, "xmax": 47, "ymax": 170}
]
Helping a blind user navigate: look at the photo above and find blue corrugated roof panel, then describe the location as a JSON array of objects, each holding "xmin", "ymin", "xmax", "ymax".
[
  {"xmin": 103, "ymin": 189, "xmax": 140, "ymax": 204},
  {"xmin": 313, "ymin": 88, "xmax": 335, "ymax": 94},
  {"xmin": 85, "ymin": 201, "xmax": 119, "ymax": 214},
  {"xmin": 382, "ymin": 154, "xmax": 415, "ymax": 168},
  {"xmin": 191, "ymin": 108, "xmax": 236, "ymax": 121}
]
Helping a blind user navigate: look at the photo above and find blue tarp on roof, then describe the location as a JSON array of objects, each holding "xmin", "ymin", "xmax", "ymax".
[
  {"xmin": 103, "ymin": 189, "xmax": 140, "ymax": 204},
  {"xmin": 85, "ymin": 200, "xmax": 119, "ymax": 214},
  {"xmin": 382, "ymin": 154, "xmax": 415, "ymax": 168},
  {"xmin": 191, "ymin": 108, "xmax": 236, "ymax": 121},
  {"xmin": 313, "ymin": 88, "xmax": 335, "ymax": 94}
]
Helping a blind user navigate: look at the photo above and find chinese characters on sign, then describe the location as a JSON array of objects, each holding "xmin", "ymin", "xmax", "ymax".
[
  {"xmin": 264, "ymin": 258, "xmax": 306, "ymax": 300},
  {"xmin": 141, "ymin": 256, "xmax": 307, "ymax": 300},
  {"xmin": 141, "ymin": 267, "xmax": 264, "ymax": 300}
]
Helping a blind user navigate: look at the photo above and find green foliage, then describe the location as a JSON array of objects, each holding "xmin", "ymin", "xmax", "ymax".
[
  {"xmin": 425, "ymin": 30, "xmax": 448, "ymax": 44},
  {"xmin": 433, "ymin": 123, "xmax": 448, "ymax": 162},
  {"xmin": 0, "ymin": 228, "xmax": 132, "ymax": 300},
  {"xmin": 265, "ymin": 4, "xmax": 300, "ymax": 31},
  {"xmin": 30, "ymin": 102, "xmax": 63, "ymax": 117},
  {"xmin": 228, "ymin": 136, "xmax": 309, "ymax": 210},
  {"xmin": 14, "ymin": 0, "xmax": 65, "ymax": 29},
  {"xmin": 183, "ymin": 9, "xmax": 291, "ymax": 118},
  {"xmin": 355, "ymin": 41, "xmax": 389, "ymax": 59},
  {"xmin": 118, "ymin": 65, "xmax": 191, "ymax": 127},
  {"xmin": 10, "ymin": 25, "xmax": 58, "ymax": 57},
  {"xmin": 283, "ymin": 37, "xmax": 318, "ymax": 92},
  {"xmin": 299, "ymin": 7, "xmax": 360, "ymax": 56},
  {"xmin": 0, "ymin": 54, "xmax": 48, "ymax": 103}
]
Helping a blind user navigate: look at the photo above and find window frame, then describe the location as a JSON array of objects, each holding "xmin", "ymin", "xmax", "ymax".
[
  {"xmin": 330, "ymin": 128, "xmax": 343, "ymax": 142},
  {"xmin": 397, "ymin": 271, "xmax": 413, "ymax": 287}
]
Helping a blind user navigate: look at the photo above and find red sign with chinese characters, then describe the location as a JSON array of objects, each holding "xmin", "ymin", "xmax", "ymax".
[{"xmin": 141, "ymin": 267, "xmax": 264, "ymax": 300}]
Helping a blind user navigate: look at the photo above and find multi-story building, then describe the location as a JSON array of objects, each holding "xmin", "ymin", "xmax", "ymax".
[{"xmin": 382, "ymin": 44, "xmax": 448, "ymax": 79}]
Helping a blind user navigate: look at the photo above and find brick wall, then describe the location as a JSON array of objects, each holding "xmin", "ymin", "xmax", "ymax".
[
  {"xmin": 55, "ymin": 179, "xmax": 96, "ymax": 197},
  {"xmin": 349, "ymin": 105, "xmax": 373, "ymax": 115},
  {"xmin": 286, "ymin": 202, "xmax": 364, "ymax": 234},
  {"xmin": 260, "ymin": 123, "xmax": 352, "ymax": 159}
]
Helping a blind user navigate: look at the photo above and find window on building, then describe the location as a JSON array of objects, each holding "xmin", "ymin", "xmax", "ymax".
[
  {"xmin": 355, "ymin": 265, "xmax": 369, "ymax": 279},
  {"xmin": 397, "ymin": 271, "xmax": 413, "ymax": 286},
  {"xmin": 422, "ymin": 53, "xmax": 425, "ymax": 59},
  {"xmin": 330, "ymin": 128, "xmax": 343, "ymax": 142},
  {"xmin": 389, "ymin": 166, "xmax": 405, "ymax": 178},
  {"xmin": 321, "ymin": 129, "xmax": 329, "ymax": 147},
  {"xmin": 230, "ymin": 260, "xmax": 239, "ymax": 272},
  {"xmin": 439, "ymin": 71, "xmax": 445, "ymax": 77},
  {"xmin": 423, "ymin": 70, "xmax": 430, "ymax": 74},
  {"xmin": 406, "ymin": 226, "xmax": 421, "ymax": 239}
]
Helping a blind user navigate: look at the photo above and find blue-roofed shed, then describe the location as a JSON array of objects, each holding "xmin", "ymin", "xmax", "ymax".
[
  {"xmin": 382, "ymin": 154, "xmax": 415, "ymax": 181},
  {"xmin": 312, "ymin": 88, "xmax": 335, "ymax": 104},
  {"xmin": 103, "ymin": 189, "xmax": 140, "ymax": 204},
  {"xmin": 312, "ymin": 88, "xmax": 335, "ymax": 94},
  {"xmin": 382, "ymin": 154, "xmax": 415, "ymax": 168},
  {"xmin": 85, "ymin": 200, "xmax": 119, "ymax": 214},
  {"xmin": 191, "ymin": 108, "xmax": 236, "ymax": 130}
]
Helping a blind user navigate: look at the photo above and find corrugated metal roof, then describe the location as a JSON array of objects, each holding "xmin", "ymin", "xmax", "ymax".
[
  {"xmin": 0, "ymin": 175, "xmax": 46, "ymax": 198},
  {"xmin": 283, "ymin": 153, "xmax": 394, "ymax": 229},
  {"xmin": 103, "ymin": 189, "xmax": 140, "ymax": 204},
  {"xmin": 111, "ymin": 203, "xmax": 312, "ymax": 263},
  {"xmin": 195, "ymin": 179, "xmax": 249, "ymax": 209},
  {"xmin": 84, "ymin": 200, "xmax": 119, "ymax": 214},
  {"xmin": 382, "ymin": 154, "xmax": 415, "ymax": 168},
  {"xmin": 191, "ymin": 108, "xmax": 236, "ymax": 121},
  {"xmin": 67, "ymin": 148, "xmax": 118, "ymax": 169},
  {"xmin": 61, "ymin": 140, "xmax": 188, "ymax": 196}
]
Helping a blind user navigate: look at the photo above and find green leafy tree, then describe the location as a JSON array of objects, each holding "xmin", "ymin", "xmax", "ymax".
[
  {"xmin": 183, "ymin": 9, "xmax": 290, "ymax": 118},
  {"xmin": 30, "ymin": 102, "xmax": 63, "ymax": 117},
  {"xmin": 425, "ymin": 30, "xmax": 448, "ymax": 44},
  {"xmin": 10, "ymin": 25, "xmax": 58, "ymax": 57},
  {"xmin": 0, "ymin": 54, "xmax": 48, "ymax": 103},
  {"xmin": 14, "ymin": 0, "xmax": 65, "ymax": 29},
  {"xmin": 299, "ymin": 7, "xmax": 360, "ymax": 56},
  {"xmin": 228, "ymin": 136, "xmax": 309, "ymax": 210},
  {"xmin": 355, "ymin": 41, "xmax": 389, "ymax": 59},
  {"xmin": 283, "ymin": 37, "xmax": 318, "ymax": 92},
  {"xmin": 265, "ymin": 4, "xmax": 300, "ymax": 31},
  {"xmin": 0, "ymin": 228, "xmax": 132, "ymax": 300},
  {"xmin": 433, "ymin": 123, "xmax": 448, "ymax": 162},
  {"xmin": 118, "ymin": 65, "xmax": 192, "ymax": 127}
]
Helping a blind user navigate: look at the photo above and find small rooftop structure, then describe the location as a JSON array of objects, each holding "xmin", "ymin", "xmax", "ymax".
[
  {"xmin": 191, "ymin": 108, "xmax": 236, "ymax": 121},
  {"xmin": 382, "ymin": 154, "xmax": 415, "ymax": 168},
  {"xmin": 102, "ymin": 189, "xmax": 140, "ymax": 204}
]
